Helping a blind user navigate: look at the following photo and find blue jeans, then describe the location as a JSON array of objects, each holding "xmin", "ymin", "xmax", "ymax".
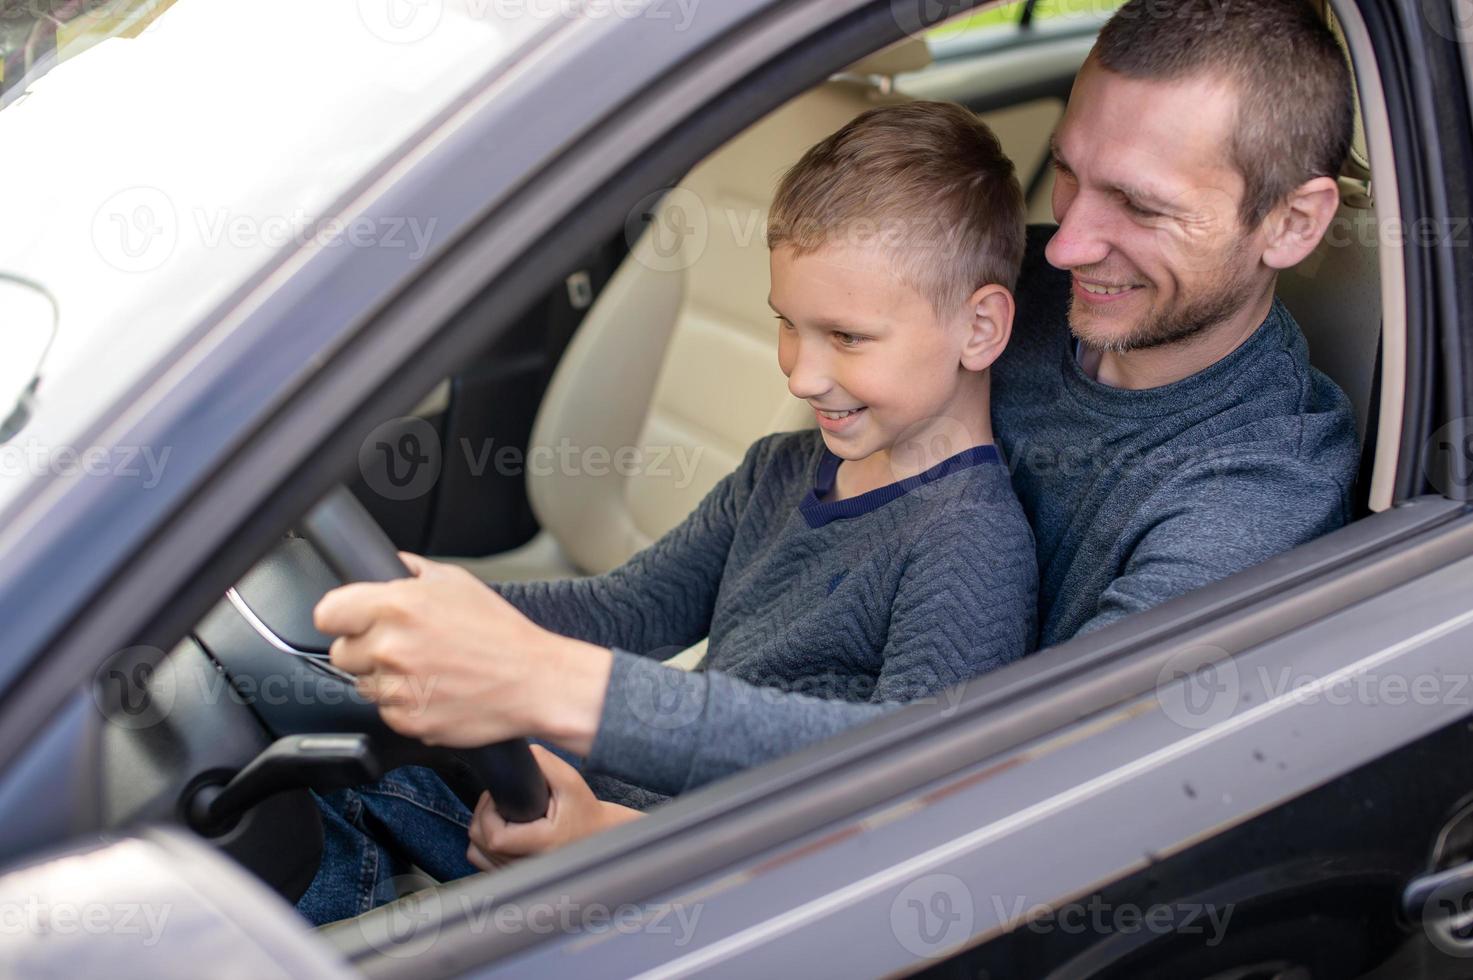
[
  {"xmin": 296, "ymin": 765, "xmax": 479, "ymax": 926},
  {"xmin": 296, "ymin": 753, "xmax": 666, "ymax": 926}
]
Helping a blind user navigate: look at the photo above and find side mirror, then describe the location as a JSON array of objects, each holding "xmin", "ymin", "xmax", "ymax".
[{"xmin": 0, "ymin": 274, "xmax": 56, "ymax": 443}]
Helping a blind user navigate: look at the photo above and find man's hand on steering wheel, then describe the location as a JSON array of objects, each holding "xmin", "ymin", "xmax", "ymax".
[{"xmin": 313, "ymin": 553, "xmax": 614, "ymax": 757}]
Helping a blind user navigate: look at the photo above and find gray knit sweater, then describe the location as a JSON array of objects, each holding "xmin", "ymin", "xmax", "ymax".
[
  {"xmin": 500, "ymin": 227, "xmax": 1359, "ymax": 803},
  {"xmin": 991, "ymin": 226, "xmax": 1361, "ymax": 647},
  {"xmin": 496, "ymin": 430, "xmax": 1037, "ymax": 801}
]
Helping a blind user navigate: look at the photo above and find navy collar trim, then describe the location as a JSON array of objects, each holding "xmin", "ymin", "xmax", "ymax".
[{"xmin": 798, "ymin": 443, "xmax": 1001, "ymax": 529}]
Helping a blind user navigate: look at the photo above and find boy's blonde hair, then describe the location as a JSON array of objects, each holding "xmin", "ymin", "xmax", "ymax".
[{"xmin": 767, "ymin": 101, "xmax": 1025, "ymax": 315}]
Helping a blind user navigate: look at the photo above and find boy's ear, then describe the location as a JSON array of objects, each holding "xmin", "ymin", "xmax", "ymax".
[{"xmin": 960, "ymin": 284, "xmax": 1014, "ymax": 372}]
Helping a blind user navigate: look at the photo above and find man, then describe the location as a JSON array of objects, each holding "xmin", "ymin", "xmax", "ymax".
[
  {"xmin": 308, "ymin": 0, "xmax": 1360, "ymax": 896},
  {"xmin": 993, "ymin": 0, "xmax": 1359, "ymax": 645}
]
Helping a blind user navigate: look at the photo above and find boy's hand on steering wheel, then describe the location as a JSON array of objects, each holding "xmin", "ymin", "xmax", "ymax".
[
  {"xmin": 466, "ymin": 745, "xmax": 642, "ymax": 869},
  {"xmin": 313, "ymin": 553, "xmax": 612, "ymax": 755}
]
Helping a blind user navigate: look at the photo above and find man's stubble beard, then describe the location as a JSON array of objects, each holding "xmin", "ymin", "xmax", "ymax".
[{"xmin": 1071, "ymin": 244, "xmax": 1261, "ymax": 355}]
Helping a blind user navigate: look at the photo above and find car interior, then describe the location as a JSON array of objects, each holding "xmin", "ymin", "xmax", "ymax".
[
  {"xmin": 362, "ymin": 1, "xmax": 1394, "ymax": 658},
  {"xmin": 81, "ymin": 0, "xmax": 1409, "ymax": 959}
]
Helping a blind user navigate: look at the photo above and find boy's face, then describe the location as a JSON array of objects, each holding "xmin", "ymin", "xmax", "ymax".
[{"xmin": 769, "ymin": 243, "xmax": 983, "ymax": 466}]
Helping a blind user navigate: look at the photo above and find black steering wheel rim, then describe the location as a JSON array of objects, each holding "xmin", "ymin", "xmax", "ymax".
[{"xmin": 297, "ymin": 485, "xmax": 549, "ymax": 823}]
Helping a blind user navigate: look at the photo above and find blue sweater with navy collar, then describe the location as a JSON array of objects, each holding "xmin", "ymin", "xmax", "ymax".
[
  {"xmin": 496, "ymin": 430, "xmax": 1037, "ymax": 802},
  {"xmin": 502, "ymin": 227, "xmax": 1359, "ymax": 802}
]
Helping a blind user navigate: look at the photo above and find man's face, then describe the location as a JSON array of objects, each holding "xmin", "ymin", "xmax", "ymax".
[
  {"xmin": 769, "ymin": 244, "xmax": 974, "ymax": 466},
  {"xmin": 1047, "ymin": 59, "xmax": 1269, "ymax": 352}
]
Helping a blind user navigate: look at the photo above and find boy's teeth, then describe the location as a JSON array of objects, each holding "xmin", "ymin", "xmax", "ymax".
[
  {"xmin": 819, "ymin": 409, "xmax": 860, "ymax": 419},
  {"xmin": 1081, "ymin": 282, "xmax": 1132, "ymax": 295}
]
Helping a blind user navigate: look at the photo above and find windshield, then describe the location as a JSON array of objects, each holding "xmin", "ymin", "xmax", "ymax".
[{"xmin": 0, "ymin": 0, "xmax": 551, "ymax": 497}]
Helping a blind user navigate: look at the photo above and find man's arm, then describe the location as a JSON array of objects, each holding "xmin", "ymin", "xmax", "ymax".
[{"xmin": 1075, "ymin": 457, "xmax": 1351, "ymax": 639}]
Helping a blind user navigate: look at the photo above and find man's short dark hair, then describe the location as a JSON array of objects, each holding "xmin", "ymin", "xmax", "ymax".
[{"xmin": 1093, "ymin": 0, "xmax": 1354, "ymax": 226}]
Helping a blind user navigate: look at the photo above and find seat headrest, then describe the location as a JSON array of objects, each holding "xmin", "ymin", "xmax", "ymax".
[
  {"xmin": 1312, "ymin": 0, "xmax": 1372, "ymax": 206},
  {"xmin": 844, "ymin": 37, "xmax": 932, "ymax": 78}
]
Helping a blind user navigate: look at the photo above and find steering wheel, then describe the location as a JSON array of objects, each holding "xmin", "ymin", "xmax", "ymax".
[
  {"xmin": 186, "ymin": 485, "xmax": 549, "ymax": 836},
  {"xmin": 294, "ymin": 485, "xmax": 550, "ymax": 823}
]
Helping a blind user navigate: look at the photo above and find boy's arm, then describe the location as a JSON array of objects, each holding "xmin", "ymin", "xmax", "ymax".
[
  {"xmin": 584, "ymin": 498, "xmax": 1038, "ymax": 796},
  {"xmin": 584, "ymin": 652, "xmax": 899, "ymax": 796},
  {"xmin": 490, "ymin": 437, "xmax": 778, "ymax": 657}
]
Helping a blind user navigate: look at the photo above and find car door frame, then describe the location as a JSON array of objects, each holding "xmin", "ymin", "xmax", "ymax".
[
  {"xmin": 0, "ymin": 0, "xmax": 1464, "ymax": 974},
  {"xmin": 307, "ymin": 0, "xmax": 1473, "ymax": 974}
]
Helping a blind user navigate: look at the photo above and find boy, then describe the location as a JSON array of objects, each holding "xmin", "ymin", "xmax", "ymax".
[{"xmin": 302, "ymin": 101, "xmax": 1037, "ymax": 920}]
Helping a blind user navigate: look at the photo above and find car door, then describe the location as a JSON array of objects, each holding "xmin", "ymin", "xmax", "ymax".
[
  {"xmin": 0, "ymin": 1, "xmax": 1465, "ymax": 978},
  {"xmin": 310, "ymin": 1, "xmax": 1473, "ymax": 977}
]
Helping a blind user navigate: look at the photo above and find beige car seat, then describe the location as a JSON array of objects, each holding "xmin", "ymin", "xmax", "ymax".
[
  {"xmin": 1276, "ymin": 1, "xmax": 1383, "ymax": 450},
  {"xmin": 453, "ymin": 40, "xmax": 931, "ymax": 585}
]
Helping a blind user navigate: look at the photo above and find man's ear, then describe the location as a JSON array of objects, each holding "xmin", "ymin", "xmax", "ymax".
[
  {"xmin": 1261, "ymin": 175, "xmax": 1341, "ymax": 270},
  {"xmin": 960, "ymin": 283, "xmax": 1014, "ymax": 372}
]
